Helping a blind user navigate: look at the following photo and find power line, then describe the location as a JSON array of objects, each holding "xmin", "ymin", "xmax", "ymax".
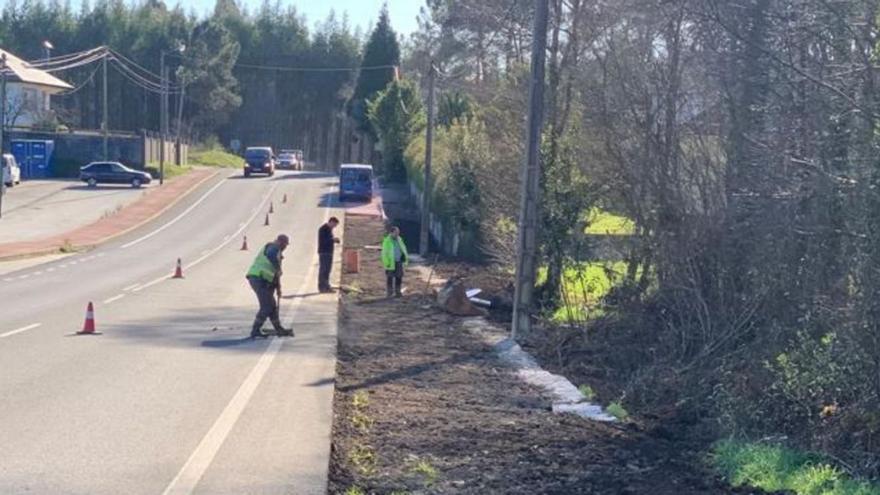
[
  {"xmin": 163, "ymin": 51, "xmax": 396, "ymax": 73},
  {"xmin": 54, "ymin": 64, "xmax": 102, "ymax": 96}
]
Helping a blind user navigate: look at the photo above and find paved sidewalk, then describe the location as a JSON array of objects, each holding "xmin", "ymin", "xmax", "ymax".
[{"xmin": 0, "ymin": 168, "xmax": 217, "ymax": 260}]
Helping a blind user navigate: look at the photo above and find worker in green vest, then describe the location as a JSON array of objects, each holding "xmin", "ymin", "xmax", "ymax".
[
  {"xmin": 246, "ymin": 234, "xmax": 294, "ymax": 338},
  {"xmin": 381, "ymin": 225, "xmax": 409, "ymax": 298}
]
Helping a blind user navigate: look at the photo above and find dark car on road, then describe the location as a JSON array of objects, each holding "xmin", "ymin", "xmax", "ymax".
[
  {"xmin": 80, "ymin": 161, "xmax": 153, "ymax": 188},
  {"xmin": 243, "ymin": 147, "xmax": 276, "ymax": 177}
]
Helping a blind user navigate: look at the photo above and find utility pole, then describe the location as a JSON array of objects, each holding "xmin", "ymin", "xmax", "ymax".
[
  {"xmin": 0, "ymin": 54, "xmax": 7, "ymax": 219},
  {"xmin": 102, "ymin": 54, "xmax": 108, "ymax": 160},
  {"xmin": 512, "ymin": 0, "xmax": 549, "ymax": 340},
  {"xmin": 176, "ymin": 73, "xmax": 185, "ymax": 154},
  {"xmin": 159, "ymin": 51, "xmax": 166, "ymax": 185},
  {"xmin": 420, "ymin": 61, "xmax": 437, "ymax": 257}
]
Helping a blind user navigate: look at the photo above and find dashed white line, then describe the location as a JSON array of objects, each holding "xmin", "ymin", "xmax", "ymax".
[
  {"xmin": 134, "ymin": 184, "xmax": 278, "ymax": 293},
  {"xmin": 0, "ymin": 323, "xmax": 41, "ymax": 339},
  {"xmin": 17, "ymin": 274, "xmax": 29, "ymax": 280},
  {"xmin": 123, "ymin": 283, "xmax": 141, "ymax": 291},
  {"xmin": 103, "ymin": 294, "xmax": 126, "ymax": 304},
  {"xmin": 3, "ymin": 278, "xmax": 13, "ymax": 282},
  {"xmin": 46, "ymin": 267, "xmax": 55, "ymax": 272},
  {"xmin": 34, "ymin": 271, "xmax": 43, "ymax": 276}
]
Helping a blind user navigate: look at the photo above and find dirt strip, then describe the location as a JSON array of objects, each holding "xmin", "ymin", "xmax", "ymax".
[
  {"xmin": 328, "ymin": 215, "xmax": 743, "ymax": 494},
  {"xmin": 0, "ymin": 168, "xmax": 218, "ymax": 260}
]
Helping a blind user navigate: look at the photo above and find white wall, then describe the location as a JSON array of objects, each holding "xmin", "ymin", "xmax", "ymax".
[{"xmin": 4, "ymin": 83, "xmax": 51, "ymax": 127}]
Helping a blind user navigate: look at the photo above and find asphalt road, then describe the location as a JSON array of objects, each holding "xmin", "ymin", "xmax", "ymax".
[{"xmin": 0, "ymin": 170, "xmax": 342, "ymax": 494}]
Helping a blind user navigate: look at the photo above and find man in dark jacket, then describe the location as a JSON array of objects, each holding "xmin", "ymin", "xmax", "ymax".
[{"xmin": 317, "ymin": 217, "xmax": 340, "ymax": 293}]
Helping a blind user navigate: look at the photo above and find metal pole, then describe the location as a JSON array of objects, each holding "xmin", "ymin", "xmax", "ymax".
[
  {"xmin": 512, "ymin": 0, "xmax": 549, "ymax": 340},
  {"xmin": 176, "ymin": 73, "xmax": 185, "ymax": 155},
  {"xmin": 420, "ymin": 62, "xmax": 437, "ymax": 257},
  {"xmin": 0, "ymin": 54, "xmax": 7, "ymax": 219},
  {"xmin": 102, "ymin": 55, "xmax": 108, "ymax": 160},
  {"xmin": 159, "ymin": 51, "xmax": 165, "ymax": 185}
]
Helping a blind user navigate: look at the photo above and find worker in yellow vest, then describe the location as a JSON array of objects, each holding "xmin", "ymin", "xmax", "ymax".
[{"xmin": 246, "ymin": 234, "xmax": 294, "ymax": 338}]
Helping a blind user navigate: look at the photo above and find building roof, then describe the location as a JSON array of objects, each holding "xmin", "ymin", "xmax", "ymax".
[{"xmin": 0, "ymin": 48, "xmax": 73, "ymax": 91}]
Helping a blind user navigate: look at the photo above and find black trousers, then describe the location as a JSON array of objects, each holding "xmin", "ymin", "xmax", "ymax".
[
  {"xmin": 248, "ymin": 276, "xmax": 282, "ymax": 332},
  {"xmin": 386, "ymin": 261, "xmax": 404, "ymax": 295},
  {"xmin": 318, "ymin": 252, "xmax": 333, "ymax": 290}
]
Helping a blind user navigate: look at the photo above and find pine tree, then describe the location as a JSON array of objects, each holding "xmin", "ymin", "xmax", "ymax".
[{"xmin": 349, "ymin": 4, "xmax": 400, "ymax": 136}]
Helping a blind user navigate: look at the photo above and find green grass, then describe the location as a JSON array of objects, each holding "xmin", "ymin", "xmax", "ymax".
[
  {"xmin": 538, "ymin": 261, "xmax": 630, "ymax": 322},
  {"xmin": 145, "ymin": 162, "xmax": 191, "ymax": 180},
  {"xmin": 584, "ymin": 208, "xmax": 635, "ymax": 235},
  {"xmin": 188, "ymin": 147, "xmax": 243, "ymax": 168},
  {"xmin": 578, "ymin": 384, "xmax": 596, "ymax": 401},
  {"xmin": 712, "ymin": 439, "xmax": 880, "ymax": 495}
]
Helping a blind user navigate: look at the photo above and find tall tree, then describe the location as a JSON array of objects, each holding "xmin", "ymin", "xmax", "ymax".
[{"xmin": 349, "ymin": 4, "xmax": 400, "ymax": 136}]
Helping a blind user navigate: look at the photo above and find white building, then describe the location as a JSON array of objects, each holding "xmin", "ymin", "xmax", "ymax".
[{"xmin": 1, "ymin": 48, "xmax": 72, "ymax": 128}]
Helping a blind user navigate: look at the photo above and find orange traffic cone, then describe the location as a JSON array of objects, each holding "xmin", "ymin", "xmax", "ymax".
[
  {"xmin": 77, "ymin": 302, "xmax": 98, "ymax": 335},
  {"xmin": 241, "ymin": 235, "xmax": 249, "ymax": 250},
  {"xmin": 269, "ymin": 202, "xmax": 275, "ymax": 214},
  {"xmin": 172, "ymin": 258, "xmax": 184, "ymax": 279},
  {"xmin": 264, "ymin": 213, "xmax": 270, "ymax": 226},
  {"xmin": 282, "ymin": 193, "xmax": 288, "ymax": 204}
]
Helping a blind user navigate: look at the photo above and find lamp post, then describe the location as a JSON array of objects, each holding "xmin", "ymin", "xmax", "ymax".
[{"xmin": 42, "ymin": 40, "xmax": 54, "ymax": 62}]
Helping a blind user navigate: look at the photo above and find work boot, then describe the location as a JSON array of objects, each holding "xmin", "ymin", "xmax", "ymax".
[
  {"xmin": 251, "ymin": 319, "xmax": 266, "ymax": 339},
  {"xmin": 275, "ymin": 327, "xmax": 295, "ymax": 337}
]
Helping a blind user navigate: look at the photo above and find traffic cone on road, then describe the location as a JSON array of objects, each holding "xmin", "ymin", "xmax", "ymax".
[
  {"xmin": 269, "ymin": 202, "xmax": 275, "ymax": 214},
  {"xmin": 172, "ymin": 258, "xmax": 184, "ymax": 279},
  {"xmin": 264, "ymin": 213, "xmax": 270, "ymax": 226},
  {"xmin": 77, "ymin": 302, "xmax": 97, "ymax": 335},
  {"xmin": 282, "ymin": 193, "xmax": 288, "ymax": 204},
  {"xmin": 241, "ymin": 235, "xmax": 249, "ymax": 250}
]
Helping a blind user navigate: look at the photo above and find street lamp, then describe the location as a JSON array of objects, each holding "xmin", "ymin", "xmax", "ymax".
[{"xmin": 42, "ymin": 40, "xmax": 54, "ymax": 62}]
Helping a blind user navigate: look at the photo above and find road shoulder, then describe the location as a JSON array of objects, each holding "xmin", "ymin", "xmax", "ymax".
[{"xmin": 328, "ymin": 215, "xmax": 736, "ymax": 494}]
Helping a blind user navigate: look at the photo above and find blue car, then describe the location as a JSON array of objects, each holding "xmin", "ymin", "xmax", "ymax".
[{"xmin": 338, "ymin": 164, "xmax": 373, "ymax": 202}]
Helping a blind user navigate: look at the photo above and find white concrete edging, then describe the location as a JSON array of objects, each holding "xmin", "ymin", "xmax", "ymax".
[{"xmin": 461, "ymin": 318, "xmax": 617, "ymax": 422}]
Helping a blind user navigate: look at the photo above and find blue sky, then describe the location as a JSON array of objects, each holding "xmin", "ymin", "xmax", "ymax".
[{"xmin": 201, "ymin": 0, "xmax": 422, "ymax": 36}]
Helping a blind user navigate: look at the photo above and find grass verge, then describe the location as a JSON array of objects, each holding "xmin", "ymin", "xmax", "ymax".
[
  {"xmin": 188, "ymin": 147, "xmax": 242, "ymax": 168},
  {"xmin": 712, "ymin": 439, "xmax": 880, "ymax": 495},
  {"xmin": 145, "ymin": 162, "xmax": 191, "ymax": 180}
]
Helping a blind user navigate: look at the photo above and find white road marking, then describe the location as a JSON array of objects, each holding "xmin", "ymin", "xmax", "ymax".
[
  {"xmin": 0, "ymin": 323, "xmax": 41, "ymax": 339},
  {"xmin": 17, "ymin": 274, "xmax": 29, "ymax": 280},
  {"xmin": 46, "ymin": 267, "xmax": 55, "ymax": 272},
  {"xmin": 34, "ymin": 271, "xmax": 43, "ymax": 276},
  {"xmin": 103, "ymin": 294, "xmax": 125, "ymax": 304},
  {"xmin": 161, "ymin": 187, "xmax": 330, "ymax": 495},
  {"xmin": 121, "ymin": 173, "xmax": 233, "ymax": 249},
  {"xmin": 134, "ymin": 184, "xmax": 278, "ymax": 293},
  {"xmin": 123, "ymin": 283, "xmax": 141, "ymax": 291},
  {"xmin": 2, "ymin": 278, "xmax": 12, "ymax": 282}
]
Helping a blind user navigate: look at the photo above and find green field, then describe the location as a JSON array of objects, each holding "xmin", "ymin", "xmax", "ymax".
[
  {"xmin": 538, "ymin": 261, "xmax": 630, "ymax": 322},
  {"xmin": 584, "ymin": 208, "xmax": 635, "ymax": 235}
]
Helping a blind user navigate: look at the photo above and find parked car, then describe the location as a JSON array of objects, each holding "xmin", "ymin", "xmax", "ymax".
[
  {"xmin": 338, "ymin": 163, "xmax": 374, "ymax": 202},
  {"xmin": 79, "ymin": 161, "xmax": 153, "ymax": 188},
  {"xmin": 2, "ymin": 153, "xmax": 21, "ymax": 187},
  {"xmin": 243, "ymin": 147, "xmax": 276, "ymax": 177}
]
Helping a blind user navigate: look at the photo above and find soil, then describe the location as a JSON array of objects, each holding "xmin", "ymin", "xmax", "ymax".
[{"xmin": 328, "ymin": 215, "xmax": 752, "ymax": 494}]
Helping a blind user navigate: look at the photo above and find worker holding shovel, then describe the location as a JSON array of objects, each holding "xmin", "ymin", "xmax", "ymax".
[{"xmin": 246, "ymin": 234, "xmax": 294, "ymax": 338}]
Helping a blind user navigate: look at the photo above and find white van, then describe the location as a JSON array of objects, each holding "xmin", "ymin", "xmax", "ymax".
[{"xmin": 2, "ymin": 153, "xmax": 21, "ymax": 187}]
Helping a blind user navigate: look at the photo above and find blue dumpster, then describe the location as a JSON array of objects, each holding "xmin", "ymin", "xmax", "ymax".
[{"xmin": 11, "ymin": 140, "xmax": 55, "ymax": 179}]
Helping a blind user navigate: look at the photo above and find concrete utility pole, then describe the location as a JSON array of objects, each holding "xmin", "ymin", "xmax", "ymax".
[
  {"xmin": 420, "ymin": 61, "xmax": 437, "ymax": 257},
  {"xmin": 159, "ymin": 51, "xmax": 166, "ymax": 185},
  {"xmin": 512, "ymin": 0, "xmax": 550, "ymax": 340},
  {"xmin": 102, "ymin": 55, "xmax": 108, "ymax": 161},
  {"xmin": 0, "ymin": 54, "xmax": 7, "ymax": 219}
]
